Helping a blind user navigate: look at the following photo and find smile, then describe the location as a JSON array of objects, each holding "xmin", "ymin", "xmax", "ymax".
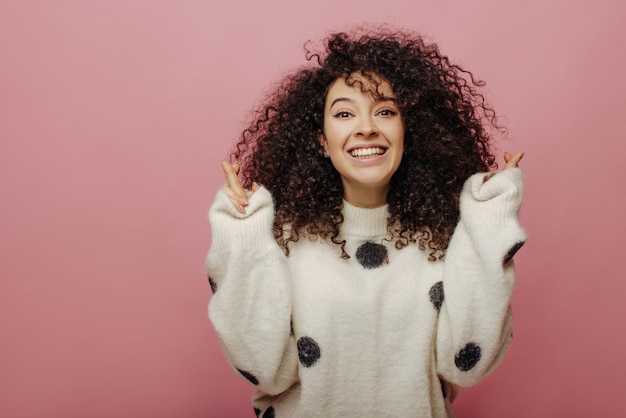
[{"xmin": 349, "ymin": 147, "xmax": 387, "ymax": 158}]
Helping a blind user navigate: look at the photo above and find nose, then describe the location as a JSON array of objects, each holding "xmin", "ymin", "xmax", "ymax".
[{"xmin": 355, "ymin": 115, "xmax": 378, "ymax": 138}]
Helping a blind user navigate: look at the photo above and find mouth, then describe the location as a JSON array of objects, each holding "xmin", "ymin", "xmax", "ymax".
[{"xmin": 349, "ymin": 146, "xmax": 387, "ymax": 159}]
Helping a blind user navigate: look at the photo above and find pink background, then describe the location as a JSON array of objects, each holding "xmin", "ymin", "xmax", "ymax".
[{"xmin": 1, "ymin": 0, "xmax": 624, "ymax": 417}]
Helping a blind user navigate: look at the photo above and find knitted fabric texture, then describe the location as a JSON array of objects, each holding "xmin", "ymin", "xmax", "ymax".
[{"xmin": 207, "ymin": 168, "xmax": 526, "ymax": 418}]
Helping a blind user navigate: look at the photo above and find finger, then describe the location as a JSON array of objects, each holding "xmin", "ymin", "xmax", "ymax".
[
  {"xmin": 504, "ymin": 151, "xmax": 524, "ymax": 169},
  {"xmin": 221, "ymin": 160, "xmax": 237, "ymax": 186},
  {"xmin": 224, "ymin": 184, "xmax": 247, "ymax": 214},
  {"xmin": 482, "ymin": 172, "xmax": 496, "ymax": 183},
  {"xmin": 252, "ymin": 182, "xmax": 261, "ymax": 193},
  {"xmin": 221, "ymin": 160, "xmax": 248, "ymax": 203}
]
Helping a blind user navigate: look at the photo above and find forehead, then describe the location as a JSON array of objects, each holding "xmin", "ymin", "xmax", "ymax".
[{"xmin": 326, "ymin": 73, "xmax": 395, "ymax": 101}]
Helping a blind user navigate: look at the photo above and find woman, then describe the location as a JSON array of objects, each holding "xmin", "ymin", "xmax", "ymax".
[{"xmin": 207, "ymin": 28, "xmax": 526, "ymax": 417}]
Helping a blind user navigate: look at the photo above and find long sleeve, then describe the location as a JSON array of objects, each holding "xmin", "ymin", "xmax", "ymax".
[
  {"xmin": 436, "ymin": 168, "xmax": 526, "ymax": 387},
  {"xmin": 206, "ymin": 186, "xmax": 299, "ymax": 395}
]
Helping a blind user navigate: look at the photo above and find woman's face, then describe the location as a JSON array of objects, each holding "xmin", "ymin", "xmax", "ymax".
[{"xmin": 319, "ymin": 73, "xmax": 405, "ymax": 207}]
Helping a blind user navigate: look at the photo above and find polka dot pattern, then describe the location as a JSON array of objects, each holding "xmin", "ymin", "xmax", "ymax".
[
  {"xmin": 503, "ymin": 241, "xmax": 525, "ymax": 265},
  {"xmin": 236, "ymin": 368, "xmax": 258, "ymax": 385},
  {"xmin": 262, "ymin": 406, "xmax": 275, "ymax": 418},
  {"xmin": 208, "ymin": 276, "xmax": 217, "ymax": 294},
  {"xmin": 254, "ymin": 407, "xmax": 261, "ymax": 417},
  {"xmin": 429, "ymin": 281, "xmax": 444, "ymax": 311},
  {"xmin": 297, "ymin": 336, "xmax": 321, "ymax": 367},
  {"xmin": 355, "ymin": 242, "xmax": 388, "ymax": 269},
  {"xmin": 455, "ymin": 342, "xmax": 481, "ymax": 372}
]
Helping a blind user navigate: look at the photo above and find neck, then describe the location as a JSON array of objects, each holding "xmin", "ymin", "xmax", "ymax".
[{"xmin": 342, "ymin": 183, "xmax": 389, "ymax": 208}]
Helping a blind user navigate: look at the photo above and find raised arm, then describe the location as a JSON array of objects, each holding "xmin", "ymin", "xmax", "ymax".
[
  {"xmin": 436, "ymin": 151, "xmax": 526, "ymax": 387},
  {"xmin": 207, "ymin": 161, "xmax": 298, "ymax": 395}
]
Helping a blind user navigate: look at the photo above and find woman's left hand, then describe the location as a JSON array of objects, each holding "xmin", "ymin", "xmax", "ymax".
[
  {"xmin": 503, "ymin": 151, "xmax": 524, "ymax": 169},
  {"xmin": 483, "ymin": 151, "xmax": 524, "ymax": 183}
]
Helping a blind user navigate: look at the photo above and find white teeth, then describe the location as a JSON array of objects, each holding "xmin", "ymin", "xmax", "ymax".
[{"xmin": 350, "ymin": 147, "xmax": 386, "ymax": 158}]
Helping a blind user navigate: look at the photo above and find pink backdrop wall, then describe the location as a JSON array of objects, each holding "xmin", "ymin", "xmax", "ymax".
[{"xmin": 1, "ymin": 0, "xmax": 624, "ymax": 417}]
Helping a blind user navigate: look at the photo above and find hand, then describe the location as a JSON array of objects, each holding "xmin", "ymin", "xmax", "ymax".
[
  {"xmin": 221, "ymin": 160, "xmax": 260, "ymax": 214},
  {"xmin": 483, "ymin": 151, "xmax": 524, "ymax": 183},
  {"xmin": 503, "ymin": 151, "xmax": 524, "ymax": 169}
]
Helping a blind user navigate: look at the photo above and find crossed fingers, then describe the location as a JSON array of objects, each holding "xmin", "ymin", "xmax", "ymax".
[{"xmin": 221, "ymin": 160, "xmax": 259, "ymax": 214}]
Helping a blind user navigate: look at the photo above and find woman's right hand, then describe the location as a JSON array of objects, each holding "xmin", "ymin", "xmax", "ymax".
[{"xmin": 221, "ymin": 160, "xmax": 260, "ymax": 214}]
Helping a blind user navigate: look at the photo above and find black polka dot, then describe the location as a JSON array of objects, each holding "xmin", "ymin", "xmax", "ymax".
[
  {"xmin": 455, "ymin": 342, "xmax": 481, "ymax": 372},
  {"xmin": 503, "ymin": 241, "xmax": 525, "ymax": 265},
  {"xmin": 236, "ymin": 368, "xmax": 258, "ymax": 385},
  {"xmin": 355, "ymin": 242, "xmax": 388, "ymax": 269},
  {"xmin": 208, "ymin": 276, "xmax": 217, "ymax": 294},
  {"xmin": 254, "ymin": 407, "xmax": 261, "ymax": 417},
  {"xmin": 297, "ymin": 336, "xmax": 321, "ymax": 367},
  {"xmin": 429, "ymin": 281, "xmax": 444, "ymax": 311},
  {"xmin": 262, "ymin": 406, "xmax": 275, "ymax": 418}
]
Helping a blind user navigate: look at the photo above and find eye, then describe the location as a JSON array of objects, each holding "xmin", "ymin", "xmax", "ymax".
[
  {"xmin": 333, "ymin": 111, "xmax": 352, "ymax": 119},
  {"xmin": 377, "ymin": 108, "xmax": 398, "ymax": 117}
]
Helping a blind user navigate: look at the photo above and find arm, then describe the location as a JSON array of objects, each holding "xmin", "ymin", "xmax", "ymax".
[
  {"xmin": 436, "ymin": 154, "xmax": 526, "ymax": 387},
  {"xmin": 207, "ymin": 163, "xmax": 298, "ymax": 395}
]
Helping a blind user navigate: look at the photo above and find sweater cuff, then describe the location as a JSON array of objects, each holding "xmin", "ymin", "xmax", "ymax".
[
  {"xmin": 459, "ymin": 168, "xmax": 524, "ymax": 225},
  {"xmin": 208, "ymin": 186, "xmax": 279, "ymax": 253}
]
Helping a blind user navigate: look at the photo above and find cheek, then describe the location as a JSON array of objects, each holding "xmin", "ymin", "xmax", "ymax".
[
  {"xmin": 323, "ymin": 125, "xmax": 346, "ymax": 150},
  {"xmin": 395, "ymin": 127, "xmax": 406, "ymax": 150},
  {"xmin": 392, "ymin": 129, "xmax": 405, "ymax": 164}
]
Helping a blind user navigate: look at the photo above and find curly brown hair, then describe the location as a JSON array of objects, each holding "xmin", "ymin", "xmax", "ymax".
[{"xmin": 229, "ymin": 27, "xmax": 501, "ymax": 260}]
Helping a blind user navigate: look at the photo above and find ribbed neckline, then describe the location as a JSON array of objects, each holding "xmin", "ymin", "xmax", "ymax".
[{"xmin": 341, "ymin": 200, "xmax": 389, "ymax": 238}]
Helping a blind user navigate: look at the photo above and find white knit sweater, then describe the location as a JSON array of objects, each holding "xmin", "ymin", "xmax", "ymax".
[{"xmin": 207, "ymin": 168, "xmax": 525, "ymax": 418}]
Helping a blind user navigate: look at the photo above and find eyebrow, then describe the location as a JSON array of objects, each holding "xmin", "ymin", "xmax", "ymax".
[
  {"xmin": 329, "ymin": 96, "xmax": 397, "ymax": 108},
  {"xmin": 329, "ymin": 97, "xmax": 353, "ymax": 108}
]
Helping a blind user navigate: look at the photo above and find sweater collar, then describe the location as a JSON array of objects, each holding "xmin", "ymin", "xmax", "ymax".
[{"xmin": 341, "ymin": 200, "xmax": 389, "ymax": 237}]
